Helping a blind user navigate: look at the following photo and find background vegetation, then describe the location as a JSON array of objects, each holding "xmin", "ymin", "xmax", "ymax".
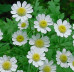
[{"xmin": 0, "ymin": 0, "xmax": 74, "ymax": 23}]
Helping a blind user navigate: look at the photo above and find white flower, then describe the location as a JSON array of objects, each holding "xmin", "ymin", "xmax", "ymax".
[
  {"xmin": 18, "ymin": 20, "xmax": 29, "ymax": 30},
  {"xmin": 54, "ymin": 19, "xmax": 72, "ymax": 38},
  {"xmin": 39, "ymin": 59, "xmax": 56, "ymax": 72},
  {"xmin": 0, "ymin": 30, "xmax": 3, "ymax": 40},
  {"xmin": 72, "ymin": 35, "xmax": 74, "ymax": 39},
  {"xmin": 29, "ymin": 34, "xmax": 50, "ymax": 52},
  {"xmin": 56, "ymin": 48, "xmax": 71, "ymax": 68},
  {"xmin": 68, "ymin": 55, "xmax": 74, "ymax": 71},
  {"xmin": 73, "ymin": 24, "xmax": 74, "ymax": 29},
  {"xmin": 34, "ymin": 14, "xmax": 53, "ymax": 34},
  {"xmin": 11, "ymin": 1, "xmax": 33, "ymax": 21},
  {"xmin": 27, "ymin": 48, "xmax": 46, "ymax": 67},
  {"xmin": 0, "ymin": 55, "xmax": 18, "ymax": 72},
  {"xmin": 12, "ymin": 30, "xmax": 28, "ymax": 46},
  {"xmin": 17, "ymin": 70, "xmax": 23, "ymax": 72}
]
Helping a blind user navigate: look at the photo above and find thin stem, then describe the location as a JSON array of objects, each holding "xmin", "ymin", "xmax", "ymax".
[
  {"xmin": 27, "ymin": 64, "xmax": 31, "ymax": 72},
  {"xmin": 36, "ymin": 68, "xmax": 39, "ymax": 72},
  {"xmin": 59, "ymin": 36, "xmax": 61, "ymax": 48}
]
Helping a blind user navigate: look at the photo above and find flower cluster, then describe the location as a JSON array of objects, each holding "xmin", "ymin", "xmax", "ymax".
[{"xmin": 0, "ymin": 1, "xmax": 74, "ymax": 72}]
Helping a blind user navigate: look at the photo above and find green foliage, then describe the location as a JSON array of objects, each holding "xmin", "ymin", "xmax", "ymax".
[
  {"xmin": 32, "ymin": 0, "xmax": 45, "ymax": 16},
  {"xmin": 60, "ymin": 0, "xmax": 74, "ymax": 23},
  {"xmin": 0, "ymin": 4, "xmax": 11, "ymax": 14},
  {"xmin": 0, "ymin": 18, "xmax": 18, "ymax": 42},
  {"xmin": 0, "ymin": 0, "xmax": 74, "ymax": 72},
  {"xmin": 71, "ymin": 11, "xmax": 74, "ymax": 20},
  {"xmin": 70, "ymin": 3, "xmax": 74, "ymax": 21},
  {"xmin": 47, "ymin": 0, "xmax": 64, "ymax": 22},
  {"xmin": 56, "ymin": 65, "xmax": 73, "ymax": 72}
]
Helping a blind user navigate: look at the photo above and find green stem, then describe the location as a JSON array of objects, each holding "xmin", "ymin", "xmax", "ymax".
[
  {"xmin": 27, "ymin": 64, "xmax": 31, "ymax": 72},
  {"xmin": 36, "ymin": 68, "xmax": 39, "ymax": 72},
  {"xmin": 59, "ymin": 36, "xmax": 61, "ymax": 48}
]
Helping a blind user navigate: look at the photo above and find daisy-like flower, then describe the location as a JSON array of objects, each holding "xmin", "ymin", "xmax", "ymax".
[
  {"xmin": 68, "ymin": 55, "xmax": 74, "ymax": 71},
  {"xmin": 56, "ymin": 48, "xmax": 71, "ymax": 68},
  {"xmin": 54, "ymin": 19, "xmax": 72, "ymax": 38},
  {"xmin": 18, "ymin": 20, "xmax": 29, "ymax": 30},
  {"xmin": 29, "ymin": 34, "xmax": 50, "ymax": 52},
  {"xmin": 17, "ymin": 70, "xmax": 23, "ymax": 72},
  {"xmin": 39, "ymin": 59, "xmax": 56, "ymax": 72},
  {"xmin": 0, "ymin": 30, "xmax": 3, "ymax": 40},
  {"xmin": 11, "ymin": 1, "xmax": 33, "ymax": 21},
  {"xmin": 34, "ymin": 14, "xmax": 53, "ymax": 34},
  {"xmin": 27, "ymin": 48, "xmax": 46, "ymax": 67},
  {"xmin": 0, "ymin": 55, "xmax": 18, "ymax": 72},
  {"xmin": 72, "ymin": 35, "xmax": 74, "ymax": 46},
  {"xmin": 12, "ymin": 30, "xmax": 28, "ymax": 46}
]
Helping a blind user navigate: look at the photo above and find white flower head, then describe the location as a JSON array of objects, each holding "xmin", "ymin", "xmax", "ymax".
[
  {"xmin": 12, "ymin": 30, "xmax": 28, "ymax": 46},
  {"xmin": 18, "ymin": 20, "xmax": 29, "ymax": 30},
  {"xmin": 34, "ymin": 14, "xmax": 53, "ymax": 34},
  {"xmin": 29, "ymin": 33, "xmax": 50, "ymax": 52},
  {"xmin": 54, "ymin": 19, "xmax": 72, "ymax": 38},
  {"xmin": 0, "ymin": 30, "xmax": 3, "ymax": 40},
  {"xmin": 68, "ymin": 55, "xmax": 74, "ymax": 71},
  {"xmin": 27, "ymin": 48, "xmax": 46, "ymax": 67},
  {"xmin": 39, "ymin": 59, "xmax": 56, "ymax": 72},
  {"xmin": 56, "ymin": 48, "xmax": 72, "ymax": 68},
  {"xmin": 17, "ymin": 70, "xmax": 23, "ymax": 72},
  {"xmin": 0, "ymin": 55, "xmax": 18, "ymax": 72},
  {"xmin": 11, "ymin": 1, "xmax": 33, "ymax": 21}
]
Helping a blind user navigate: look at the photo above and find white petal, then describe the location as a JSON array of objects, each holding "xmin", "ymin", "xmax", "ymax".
[
  {"xmin": 26, "ymin": 14, "xmax": 32, "ymax": 18},
  {"xmin": 17, "ymin": 1, "xmax": 21, "ymax": 7},
  {"xmin": 57, "ymin": 19, "xmax": 62, "ymax": 25},
  {"xmin": 22, "ymin": 1, "xmax": 27, "ymax": 7}
]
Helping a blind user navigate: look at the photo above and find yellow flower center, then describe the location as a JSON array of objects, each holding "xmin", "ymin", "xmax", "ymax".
[
  {"xmin": 60, "ymin": 54, "xmax": 67, "ymax": 63},
  {"xmin": 43, "ymin": 65, "xmax": 51, "ymax": 72},
  {"xmin": 21, "ymin": 22, "xmax": 26, "ymax": 28},
  {"xmin": 39, "ymin": 20, "xmax": 47, "ymax": 28},
  {"xmin": 2, "ymin": 61, "xmax": 11, "ymax": 70},
  {"xmin": 58, "ymin": 25, "xmax": 66, "ymax": 33},
  {"xmin": 72, "ymin": 61, "xmax": 74, "ymax": 66},
  {"xmin": 17, "ymin": 7, "xmax": 26, "ymax": 16},
  {"xmin": 16, "ymin": 35, "xmax": 24, "ymax": 42},
  {"xmin": 35, "ymin": 39, "xmax": 44, "ymax": 48},
  {"xmin": 32, "ymin": 53, "xmax": 40, "ymax": 61}
]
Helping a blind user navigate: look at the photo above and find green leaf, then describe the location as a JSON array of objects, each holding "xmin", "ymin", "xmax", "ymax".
[
  {"xmin": 0, "ymin": 4, "xmax": 11, "ymax": 14},
  {"xmin": 32, "ymin": 0, "xmax": 44, "ymax": 16},
  {"xmin": 0, "ymin": 18, "xmax": 18, "ymax": 42},
  {"xmin": 54, "ymin": 0, "xmax": 60, "ymax": 3},
  {"xmin": 47, "ymin": 0, "xmax": 64, "ymax": 22},
  {"xmin": 71, "ymin": 14, "xmax": 74, "ymax": 20}
]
